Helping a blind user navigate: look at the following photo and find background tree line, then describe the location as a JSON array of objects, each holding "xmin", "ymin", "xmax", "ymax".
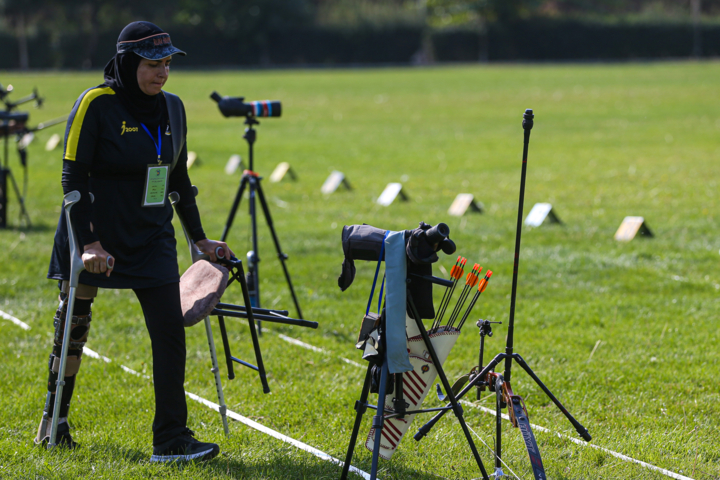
[{"xmin": 1, "ymin": 0, "xmax": 718, "ymax": 69}]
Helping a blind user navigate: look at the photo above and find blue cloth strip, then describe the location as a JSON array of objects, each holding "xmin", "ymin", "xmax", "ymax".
[{"xmin": 384, "ymin": 231, "xmax": 413, "ymax": 374}]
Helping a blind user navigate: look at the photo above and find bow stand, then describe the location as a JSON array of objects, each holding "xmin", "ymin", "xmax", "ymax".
[{"xmin": 414, "ymin": 109, "xmax": 592, "ymax": 479}]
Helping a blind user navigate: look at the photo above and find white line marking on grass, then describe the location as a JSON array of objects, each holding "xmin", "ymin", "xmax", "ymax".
[
  {"xmin": 83, "ymin": 348, "xmax": 149, "ymax": 378},
  {"xmin": 460, "ymin": 401, "xmax": 695, "ymax": 480},
  {"xmin": 341, "ymin": 357, "xmax": 365, "ymax": 368},
  {"xmin": 276, "ymin": 333, "xmax": 365, "ymax": 368},
  {"xmin": 186, "ymin": 392, "xmax": 374, "ymax": 480},
  {"xmin": 0, "ymin": 309, "xmax": 31, "ymax": 330},
  {"xmin": 5, "ymin": 310, "xmax": 373, "ymax": 479},
  {"xmin": 278, "ymin": 334, "xmax": 324, "ymax": 352}
]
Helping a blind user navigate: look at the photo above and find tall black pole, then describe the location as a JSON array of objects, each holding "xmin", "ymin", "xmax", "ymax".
[{"xmin": 503, "ymin": 109, "xmax": 534, "ymax": 384}]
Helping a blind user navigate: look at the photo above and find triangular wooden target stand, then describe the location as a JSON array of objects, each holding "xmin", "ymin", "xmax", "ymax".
[
  {"xmin": 225, "ymin": 154, "xmax": 244, "ymax": 175},
  {"xmin": 269, "ymin": 162, "xmax": 297, "ymax": 183},
  {"xmin": 614, "ymin": 216, "xmax": 653, "ymax": 241},
  {"xmin": 524, "ymin": 202, "xmax": 562, "ymax": 227},
  {"xmin": 376, "ymin": 183, "xmax": 408, "ymax": 206},
  {"xmin": 321, "ymin": 170, "xmax": 352, "ymax": 194},
  {"xmin": 448, "ymin": 193, "xmax": 484, "ymax": 216}
]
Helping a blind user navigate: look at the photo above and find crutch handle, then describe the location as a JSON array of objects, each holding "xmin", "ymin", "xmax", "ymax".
[{"xmin": 63, "ymin": 191, "xmax": 87, "ymax": 287}]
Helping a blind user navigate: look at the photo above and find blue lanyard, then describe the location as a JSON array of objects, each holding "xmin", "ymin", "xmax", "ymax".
[{"xmin": 140, "ymin": 123, "xmax": 162, "ymax": 164}]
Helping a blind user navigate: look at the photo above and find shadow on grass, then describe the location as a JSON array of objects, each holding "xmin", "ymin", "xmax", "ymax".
[
  {"xmin": 213, "ymin": 455, "xmax": 449, "ymax": 480},
  {"xmin": 2, "ymin": 222, "xmax": 55, "ymax": 233},
  {"xmin": 99, "ymin": 444, "xmax": 450, "ymax": 480}
]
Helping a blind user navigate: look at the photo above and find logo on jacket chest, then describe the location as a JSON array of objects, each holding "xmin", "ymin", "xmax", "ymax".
[{"xmin": 121, "ymin": 121, "xmax": 139, "ymax": 135}]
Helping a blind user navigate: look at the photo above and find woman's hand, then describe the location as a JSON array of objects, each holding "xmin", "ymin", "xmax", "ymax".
[
  {"xmin": 196, "ymin": 239, "xmax": 234, "ymax": 263},
  {"xmin": 82, "ymin": 241, "xmax": 114, "ymax": 277}
]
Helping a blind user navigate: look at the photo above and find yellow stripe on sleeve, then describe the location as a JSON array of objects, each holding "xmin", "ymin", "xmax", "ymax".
[{"xmin": 64, "ymin": 87, "xmax": 115, "ymax": 161}]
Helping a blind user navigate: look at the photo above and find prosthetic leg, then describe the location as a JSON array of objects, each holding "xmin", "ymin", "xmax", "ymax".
[{"xmin": 35, "ymin": 283, "xmax": 96, "ymax": 446}]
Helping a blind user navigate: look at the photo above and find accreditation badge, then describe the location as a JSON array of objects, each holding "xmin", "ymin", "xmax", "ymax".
[{"xmin": 143, "ymin": 164, "xmax": 169, "ymax": 207}]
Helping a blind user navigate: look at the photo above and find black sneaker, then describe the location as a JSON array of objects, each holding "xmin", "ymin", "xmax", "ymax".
[{"xmin": 150, "ymin": 429, "xmax": 220, "ymax": 463}]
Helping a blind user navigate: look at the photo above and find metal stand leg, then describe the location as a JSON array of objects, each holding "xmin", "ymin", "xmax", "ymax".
[
  {"xmin": 6, "ymin": 168, "xmax": 31, "ymax": 227},
  {"xmin": 217, "ymin": 316, "xmax": 236, "ymax": 380},
  {"xmin": 407, "ymin": 293, "xmax": 489, "ymax": 480},
  {"xmin": 255, "ymin": 181, "xmax": 303, "ymax": 319},
  {"xmin": 492, "ymin": 376, "xmax": 505, "ymax": 478},
  {"xmin": 370, "ymin": 361, "xmax": 389, "ymax": 479},
  {"xmin": 513, "ymin": 354, "xmax": 591, "ymax": 441},
  {"xmin": 204, "ymin": 316, "xmax": 230, "ymax": 436},
  {"xmin": 340, "ymin": 366, "xmax": 373, "ymax": 480},
  {"xmin": 237, "ymin": 261, "xmax": 271, "ymax": 393},
  {"xmin": 220, "ymin": 175, "xmax": 248, "ymax": 242}
]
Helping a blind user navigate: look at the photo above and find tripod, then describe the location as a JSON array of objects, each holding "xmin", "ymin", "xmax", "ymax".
[
  {"xmin": 220, "ymin": 115, "xmax": 303, "ymax": 321},
  {"xmin": 414, "ymin": 110, "xmax": 591, "ymax": 479},
  {"xmin": 1, "ymin": 112, "xmax": 31, "ymax": 228},
  {"xmin": 341, "ymin": 277, "xmax": 491, "ymax": 480}
]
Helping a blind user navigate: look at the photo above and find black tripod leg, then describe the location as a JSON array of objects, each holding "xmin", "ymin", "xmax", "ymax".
[
  {"xmin": 237, "ymin": 261, "xmax": 270, "ymax": 393},
  {"xmin": 6, "ymin": 168, "xmax": 31, "ymax": 227},
  {"xmin": 406, "ymin": 293, "xmax": 489, "ymax": 480},
  {"xmin": 217, "ymin": 316, "xmax": 236, "ymax": 380},
  {"xmin": 254, "ymin": 180, "xmax": 303, "ymax": 319},
  {"xmin": 248, "ymin": 176, "xmax": 262, "ymax": 334},
  {"xmin": 221, "ymin": 175, "xmax": 248, "ymax": 242},
  {"xmin": 415, "ymin": 353, "xmax": 505, "ymax": 441},
  {"xmin": 513, "ymin": 354, "xmax": 591, "ymax": 442},
  {"xmin": 370, "ymin": 361, "xmax": 389, "ymax": 479},
  {"xmin": 340, "ymin": 365, "xmax": 373, "ymax": 480}
]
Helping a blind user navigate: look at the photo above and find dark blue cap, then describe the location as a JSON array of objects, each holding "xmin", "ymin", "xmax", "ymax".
[{"xmin": 116, "ymin": 21, "xmax": 186, "ymax": 60}]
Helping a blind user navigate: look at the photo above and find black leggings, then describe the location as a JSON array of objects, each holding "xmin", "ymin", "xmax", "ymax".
[{"xmin": 133, "ymin": 282, "xmax": 188, "ymax": 446}]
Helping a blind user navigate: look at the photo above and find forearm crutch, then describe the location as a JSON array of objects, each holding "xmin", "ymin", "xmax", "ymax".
[
  {"xmin": 47, "ymin": 191, "xmax": 113, "ymax": 448},
  {"xmin": 169, "ymin": 190, "xmax": 231, "ymax": 435}
]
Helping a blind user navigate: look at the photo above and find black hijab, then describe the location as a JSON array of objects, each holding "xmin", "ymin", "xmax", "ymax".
[{"xmin": 103, "ymin": 22, "xmax": 166, "ymax": 128}]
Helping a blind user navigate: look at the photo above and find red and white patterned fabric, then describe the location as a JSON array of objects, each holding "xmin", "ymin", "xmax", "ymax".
[{"xmin": 365, "ymin": 316, "xmax": 460, "ymax": 459}]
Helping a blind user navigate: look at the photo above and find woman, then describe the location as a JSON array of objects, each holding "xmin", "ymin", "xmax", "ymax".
[{"xmin": 36, "ymin": 21, "xmax": 229, "ymax": 463}]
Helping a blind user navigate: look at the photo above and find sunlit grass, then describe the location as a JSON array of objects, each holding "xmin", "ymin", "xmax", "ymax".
[{"xmin": 0, "ymin": 61, "xmax": 718, "ymax": 479}]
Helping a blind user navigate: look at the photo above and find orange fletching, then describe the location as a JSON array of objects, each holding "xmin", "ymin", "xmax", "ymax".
[{"xmin": 479, "ymin": 271, "xmax": 493, "ymax": 292}]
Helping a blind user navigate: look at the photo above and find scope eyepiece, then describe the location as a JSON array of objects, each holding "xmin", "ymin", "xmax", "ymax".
[{"xmin": 425, "ymin": 222, "xmax": 450, "ymax": 244}]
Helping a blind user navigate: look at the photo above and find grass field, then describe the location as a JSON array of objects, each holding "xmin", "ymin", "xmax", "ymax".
[{"xmin": 1, "ymin": 61, "xmax": 719, "ymax": 479}]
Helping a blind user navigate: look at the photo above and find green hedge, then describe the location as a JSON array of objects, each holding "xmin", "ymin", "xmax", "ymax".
[
  {"xmin": 434, "ymin": 19, "xmax": 719, "ymax": 61},
  {"xmin": 1, "ymin": 19, "xmax": 717, "ymax": 69}
]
